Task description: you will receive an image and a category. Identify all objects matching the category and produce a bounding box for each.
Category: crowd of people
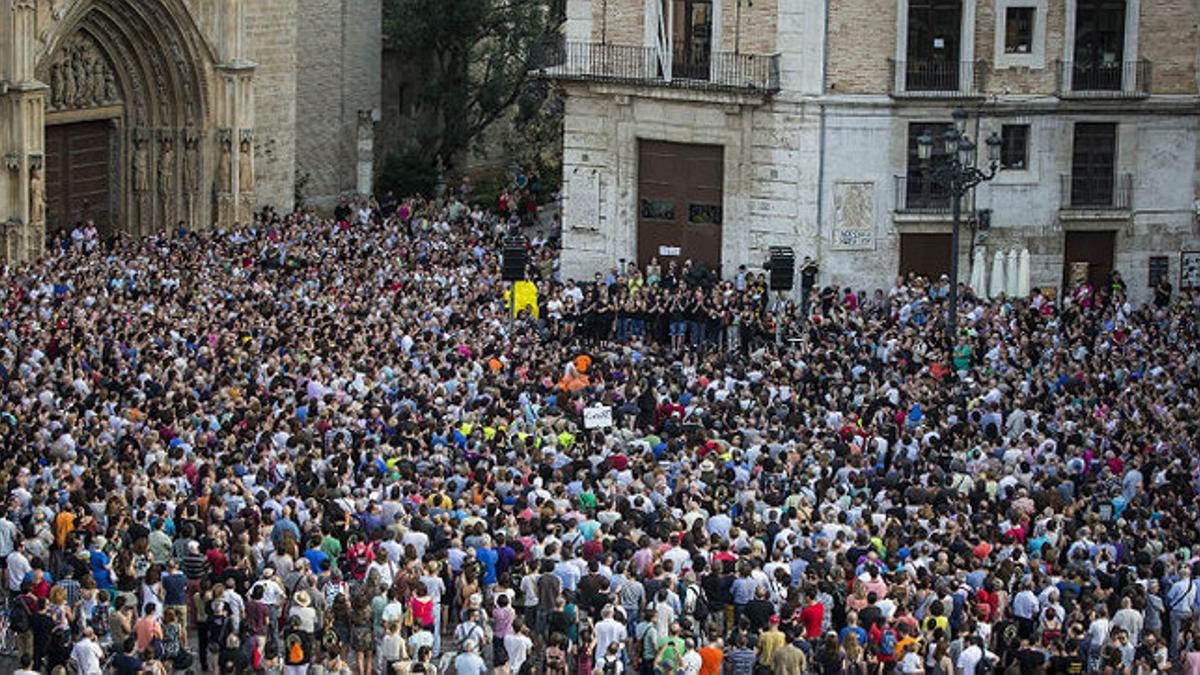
[1,189,1199,675]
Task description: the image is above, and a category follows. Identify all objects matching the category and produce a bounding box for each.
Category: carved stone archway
[35,0,216,238]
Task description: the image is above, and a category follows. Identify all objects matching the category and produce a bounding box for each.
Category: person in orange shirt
[53,507,77,549]
[698,637,724,675]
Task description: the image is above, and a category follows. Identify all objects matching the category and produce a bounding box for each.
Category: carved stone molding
[28,154,43,171]
[3,154,20,172]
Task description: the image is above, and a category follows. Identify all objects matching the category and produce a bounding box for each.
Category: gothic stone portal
[35,0,215,241]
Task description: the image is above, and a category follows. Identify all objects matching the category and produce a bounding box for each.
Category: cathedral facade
[0,0,381,263]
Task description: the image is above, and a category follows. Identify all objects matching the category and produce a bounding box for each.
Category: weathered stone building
[544,0,1200,302]
[0,0,381,263]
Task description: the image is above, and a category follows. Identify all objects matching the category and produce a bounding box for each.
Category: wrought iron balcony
[1060,173,1133,211]
[531,39,780,94]
[895,175,952,214]
[1056,60,1151,98]
[889,59,988,98]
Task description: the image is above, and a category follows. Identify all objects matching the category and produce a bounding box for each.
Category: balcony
[531,39,780,95]
[1060,173,1133,215]
[894,175,961,216]
[1056,60,1151,99]
[889,59,988,98]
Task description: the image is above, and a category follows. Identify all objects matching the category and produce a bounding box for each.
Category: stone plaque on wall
[831,181,875,251]
[570,167,600,230]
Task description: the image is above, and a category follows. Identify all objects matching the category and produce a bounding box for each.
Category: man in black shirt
[1014,638,1046,675]
[577,560,609,619]
[800,256,819,314]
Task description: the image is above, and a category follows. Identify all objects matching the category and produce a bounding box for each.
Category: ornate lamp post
[916,107,1002,342]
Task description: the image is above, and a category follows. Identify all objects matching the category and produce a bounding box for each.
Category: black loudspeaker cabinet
[502,236,529,282]
[767,246,795,291]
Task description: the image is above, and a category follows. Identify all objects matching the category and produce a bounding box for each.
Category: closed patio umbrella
[989,249,1006,299]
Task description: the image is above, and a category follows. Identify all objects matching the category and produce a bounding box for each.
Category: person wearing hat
[758,614,786,668]
[287,589,318,637]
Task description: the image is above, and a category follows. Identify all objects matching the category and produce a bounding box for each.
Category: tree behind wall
[384,0,565,172]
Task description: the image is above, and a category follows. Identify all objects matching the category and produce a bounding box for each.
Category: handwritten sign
[583,406,613,429]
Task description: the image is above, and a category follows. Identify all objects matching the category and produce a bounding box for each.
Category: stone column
[356,109,375,197]
[213,0,256,227]
[0,0,47,263]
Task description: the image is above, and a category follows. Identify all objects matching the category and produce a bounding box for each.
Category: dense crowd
[1,190,1200,675]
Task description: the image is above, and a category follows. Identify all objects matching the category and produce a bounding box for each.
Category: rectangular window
[1073,0,1127,91]
[1000,124,1029,170]
[1005,7,1035,54]
[1070,122,1117,207]
[688,204,722,225]
[640,198,675,221]
[905,122,953,211]
[1149,256,1169,287]
[906,0,964,91]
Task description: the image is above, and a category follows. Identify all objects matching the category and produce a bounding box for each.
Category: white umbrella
[1018,248,1031,298]
[989,250,1006,299]
[970,247,986,297]
[1006,249,1020,298]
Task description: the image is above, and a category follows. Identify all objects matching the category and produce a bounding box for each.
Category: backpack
[285,633,306,665]
[9,596,30,633]
[878,628,898,658]
[601,654,622,675]
[684,584,709,621]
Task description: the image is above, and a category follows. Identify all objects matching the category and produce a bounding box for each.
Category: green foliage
[377,150,438,198]
[470,169,509,210]
[384,0,565,170]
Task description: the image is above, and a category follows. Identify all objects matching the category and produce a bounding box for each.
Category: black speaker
[767,246,795,291]
[502,236,529,282]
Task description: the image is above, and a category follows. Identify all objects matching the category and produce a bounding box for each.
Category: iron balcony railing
[531,39,780,94]
[889,59,988,98]
[1056,60,1151,98]
[896,175,949,214]
[1060,173,1134,210]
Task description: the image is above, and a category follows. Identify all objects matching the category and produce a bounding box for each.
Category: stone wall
[559,83,820,286]
[1140,0,1200,94]
[825,0,894,95]
[295,0,382,203]
[244,0,299,213]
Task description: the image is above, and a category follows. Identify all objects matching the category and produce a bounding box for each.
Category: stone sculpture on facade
[159,138,176,226]
[29,166,45,228]
[239,136,253,194]
[46,34,121,111]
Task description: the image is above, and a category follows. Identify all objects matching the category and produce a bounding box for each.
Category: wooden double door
[44,120,114,239]
[637,140,724,273]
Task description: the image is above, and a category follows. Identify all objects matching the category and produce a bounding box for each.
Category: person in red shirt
[799,591,825,640]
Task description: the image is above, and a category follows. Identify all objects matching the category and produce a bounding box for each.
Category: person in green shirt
[655,623,686,674]
[320,528,343,573]
[953,339,972,371]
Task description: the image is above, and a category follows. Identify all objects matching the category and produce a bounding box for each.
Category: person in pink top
[133,602,163,654]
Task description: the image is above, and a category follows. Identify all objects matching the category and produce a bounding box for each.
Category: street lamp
[916,107,1002,342]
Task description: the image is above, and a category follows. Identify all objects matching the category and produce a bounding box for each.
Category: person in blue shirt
[475,537,499,587]
[303,536,331,574]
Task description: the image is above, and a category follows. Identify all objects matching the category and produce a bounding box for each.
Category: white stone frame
[1061,0,1141,93]
[644,0,724,82]
[993,0,1047,69]
[894,0,978,94]
[990,116,1040,186]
